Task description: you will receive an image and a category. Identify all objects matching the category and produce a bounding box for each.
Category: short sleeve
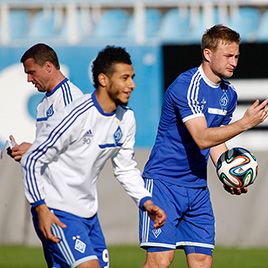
[168,75,204,123]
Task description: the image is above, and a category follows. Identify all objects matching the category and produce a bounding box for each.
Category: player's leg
[142,250,175,268]
[186,253,212,268]
[140,178,184,267]
[86,214,109,268]
[178,187,215,268]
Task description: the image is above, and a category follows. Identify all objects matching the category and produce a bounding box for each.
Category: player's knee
[187,253,212,268]
[144,251,175,268]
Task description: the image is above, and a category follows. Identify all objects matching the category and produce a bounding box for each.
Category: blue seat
[9,10,30,39]
[190,7,222,44]
[145,9,162,38]
[158,8,191,43]
[229,7,261,42]
[59,8,92,43]
[256,10,268,42]
[126,8,161,41]
[91,9,129,40]
[28,11,58,40]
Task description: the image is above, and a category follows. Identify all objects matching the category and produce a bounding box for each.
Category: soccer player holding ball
[139,24,268,268]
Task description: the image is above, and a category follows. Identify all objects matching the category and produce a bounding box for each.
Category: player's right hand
[241,99,268,130]
[223,184,248,195]
[35,204,67,243]
[143,200,166,229]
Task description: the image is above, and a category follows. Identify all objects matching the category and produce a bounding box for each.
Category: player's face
[208,41,239,81]
[23,58,50,92]
[106,63,136,106]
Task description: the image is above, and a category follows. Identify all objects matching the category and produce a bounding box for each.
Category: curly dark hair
[91,45,132,89]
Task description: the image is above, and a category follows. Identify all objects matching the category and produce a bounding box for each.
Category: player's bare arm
[143,200,166,229]
[35,204,67,243]
[185,98,268,150]
[210,143,228,165]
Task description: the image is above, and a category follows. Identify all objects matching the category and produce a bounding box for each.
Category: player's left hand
[9,135,32,162]
[223,184,248,195]
[143,200,166,228]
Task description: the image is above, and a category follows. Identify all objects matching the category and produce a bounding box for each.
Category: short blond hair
[201,24,240,52]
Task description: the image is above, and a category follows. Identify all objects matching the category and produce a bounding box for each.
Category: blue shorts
[32,208,109,268]
[139,178,215,256]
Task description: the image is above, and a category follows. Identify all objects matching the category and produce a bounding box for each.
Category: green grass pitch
[0,245,268,267]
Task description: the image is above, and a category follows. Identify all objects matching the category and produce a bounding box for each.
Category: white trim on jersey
[182,113,204,123]
[187,70,202,115]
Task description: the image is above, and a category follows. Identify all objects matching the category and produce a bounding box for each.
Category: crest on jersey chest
[219,92,229,109]
[46,104,54,118]
[114,126,122,145]
[98,125,123,149]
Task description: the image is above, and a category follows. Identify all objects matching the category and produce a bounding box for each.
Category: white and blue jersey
[143,66,237,187]
[21,91,152,218]
[36,78,83,136]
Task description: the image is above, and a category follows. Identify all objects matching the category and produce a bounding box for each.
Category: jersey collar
[198,66,220,88]
[46,78,69,97]
[92,91,115,117]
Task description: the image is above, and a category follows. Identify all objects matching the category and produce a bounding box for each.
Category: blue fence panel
[0,45,163,148]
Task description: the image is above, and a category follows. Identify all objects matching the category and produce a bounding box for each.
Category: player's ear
[44,61,53,73]
[98,73,108,87]
[203,48,211,62]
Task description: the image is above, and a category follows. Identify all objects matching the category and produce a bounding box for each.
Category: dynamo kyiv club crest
[114,126,122,145]
[46,104,54,119]
[219,92,229,108]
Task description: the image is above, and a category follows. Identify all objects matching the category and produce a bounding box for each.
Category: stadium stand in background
[1,0,268,45]
[1,0,268,248]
